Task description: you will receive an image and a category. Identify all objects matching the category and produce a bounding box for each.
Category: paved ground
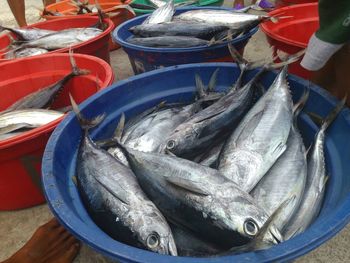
[0,0,350,262]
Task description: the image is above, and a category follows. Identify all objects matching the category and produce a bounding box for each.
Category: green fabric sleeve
[316,0,350,44]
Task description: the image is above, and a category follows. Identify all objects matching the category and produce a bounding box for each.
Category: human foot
[2,218,80,263]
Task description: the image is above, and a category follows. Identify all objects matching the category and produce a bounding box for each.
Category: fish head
[137,204,178,256]
[226,193,283,245]
[164,126,196,156]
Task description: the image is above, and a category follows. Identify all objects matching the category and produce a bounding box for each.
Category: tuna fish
[71,96,177,256]
[129,22,228,40]
[251,89,309,232]
[283,98,346,240]
[0,25,54,41]
[115,142,283,249]
[4,51,88,112]
[143,0,174,25]
[127,36,209,48]
[218,66,294,192]
[0,109,63,135]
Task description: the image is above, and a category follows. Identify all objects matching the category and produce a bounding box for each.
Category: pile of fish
[0,52,88,141]
[72,46,345,257]
[127,1,279,48]
[0,10,106,59]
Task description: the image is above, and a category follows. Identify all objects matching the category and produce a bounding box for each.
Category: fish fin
[272,141,286,157]
[93,175,130,206]
[320,175,329,193]
[193,108,226,124]
[195,74,206,99]
[124,101,166,130]
[207,69,219,92]
[267,49,306,70]
[69,48,90,76]
[228,43,251,90]
[307,112,323,127]
[164,148,178,157]
[293,85,310,126]
[113,113,125,141]
[320,97,346,133]
[164,176,210,196]
[69,93,105,131]
[285,227,303,239]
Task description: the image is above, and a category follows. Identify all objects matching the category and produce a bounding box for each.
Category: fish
[250,89,309,233]
[127,35,209,48]
[0,109,63,135]
[283,98,346,240]
[129,22,228,40]
[4,47,48,59]
[106,72,221,166]
[0,25,54,41]
[198,140,225,168]
[4,51,89,112]
[16,27,102,50]
[163,65,263,159]
[218,66,293,192]
[71,96,177,256]
[115,142,283,249]
[175,9,278,29]
[170,224,223,257]
[142,0,174,24]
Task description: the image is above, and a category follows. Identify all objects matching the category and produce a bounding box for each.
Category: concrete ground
[0,0,349,262]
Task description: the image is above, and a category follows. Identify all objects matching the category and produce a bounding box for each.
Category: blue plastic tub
[42,63,350,263]
[112,7,258,74]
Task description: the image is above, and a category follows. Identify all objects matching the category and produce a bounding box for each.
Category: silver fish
[164,67,262,158]
[143,0,174,24]
[198,140,225,168]
[4,47,48,59]
[148,0,167,8]
[129,22,228,40]
[127,36,208,48]
[0,25,54,41]
[19,28,102,50]
[283,99,345,240]
[116,143,283,249]
[218,66,293,192]
[0,109,63,135]
[251,90,309,232]
[175,9,277,29]
[4,51,88,112]
[71,97,177,256]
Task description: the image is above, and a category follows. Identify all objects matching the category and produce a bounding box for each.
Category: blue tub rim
[42,62,350,263]
[113,6,258,53]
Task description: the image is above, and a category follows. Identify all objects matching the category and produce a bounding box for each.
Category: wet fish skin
[0,109,63,135]
[164,68,263,159]
[117,144,282,249]
[283,99,345,239]
[130,22,228,40]
[250,90,309,232]
[4,53,88,112]
[19,28,102,50]
[127,36,209,48]
[108,104,198,166]
[198,140,225,168]
[218,66,293,192]
[4,47,48,59]
[72,99,177,256]
[0,25,54,41]
[175,10,272,29]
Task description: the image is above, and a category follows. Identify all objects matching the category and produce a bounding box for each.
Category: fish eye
[244,219,259,236]
[146,232,160,249]
[166,140,176,150]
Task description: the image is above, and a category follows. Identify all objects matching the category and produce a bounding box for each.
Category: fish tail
[266,49,305,70]
[208,68,219,92]
[69,93,105,131]
[195,74,206,99]
[293,84,310,120]
[113,113,125,141]
[267,15,294,24]
[228,43,249,72]
[320,97,346,133]
[68,49,90,76]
